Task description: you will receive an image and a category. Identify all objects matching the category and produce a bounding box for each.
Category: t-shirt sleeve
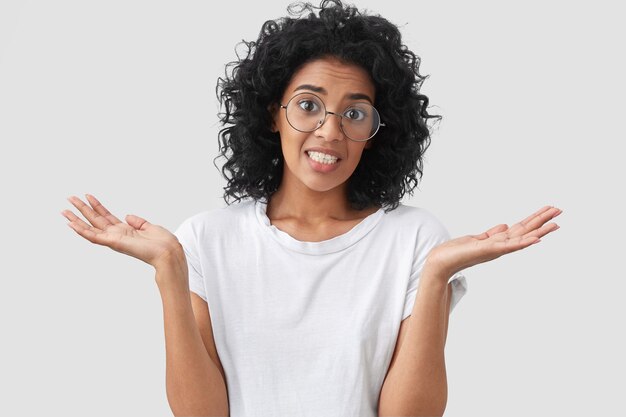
[402,213,468,321]
[173,217,208,302]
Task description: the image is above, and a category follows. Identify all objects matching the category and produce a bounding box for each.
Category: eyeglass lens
[285,93,381,141]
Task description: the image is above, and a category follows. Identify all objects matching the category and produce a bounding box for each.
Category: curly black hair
[215,0,440,213]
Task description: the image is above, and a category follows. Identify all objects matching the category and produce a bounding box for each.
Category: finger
[67,195,113,230]
[495,233,541,254]
[85,194,122,224]
[66,219,104,244]
[62,210,109,244]
[496,222,560,254]
[61,209,102,233]
[519,205,553,225]
[508,206,562,237]
[522,221,560,241]
[125,214,151,231]
[473,223,508,240]
[521,206,562,228]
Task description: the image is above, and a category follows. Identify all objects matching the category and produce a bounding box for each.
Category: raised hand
[61,194,182,269]
[424,205,562,279]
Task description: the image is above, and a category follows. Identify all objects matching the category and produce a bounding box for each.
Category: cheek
[348,147,367,164]
[278,131,307,157]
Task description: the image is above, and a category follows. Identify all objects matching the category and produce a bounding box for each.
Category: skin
[60,55,563,286]
[61,196,562,275]
[61,54,562,415]
[266,56,380,232]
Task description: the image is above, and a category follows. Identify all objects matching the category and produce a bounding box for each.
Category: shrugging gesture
[425,205,562,279]
[61,194,181,269]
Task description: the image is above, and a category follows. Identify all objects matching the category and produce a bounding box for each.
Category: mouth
[305,150,341,165]
[305,150,342,173]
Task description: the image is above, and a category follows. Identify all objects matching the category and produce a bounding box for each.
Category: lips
[305,150,342,172]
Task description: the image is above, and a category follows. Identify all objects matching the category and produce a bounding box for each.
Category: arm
[378,205,564,416]
[62,195,229,415]
[156,249,229,416]
[378,267,452,417]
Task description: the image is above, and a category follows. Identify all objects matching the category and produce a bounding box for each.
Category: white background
[1,0,623,415]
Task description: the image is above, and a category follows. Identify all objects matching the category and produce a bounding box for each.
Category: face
[270,56,376,194]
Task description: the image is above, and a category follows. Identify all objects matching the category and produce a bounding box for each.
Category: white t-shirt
[173,198,468,417]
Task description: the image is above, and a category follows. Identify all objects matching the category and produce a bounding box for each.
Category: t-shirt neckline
[254,200,385,255]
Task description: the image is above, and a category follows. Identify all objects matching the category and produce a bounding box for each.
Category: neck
[266,179,356,225]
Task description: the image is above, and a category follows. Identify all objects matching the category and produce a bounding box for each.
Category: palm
[425,205,562,278]
[62,194,180,267]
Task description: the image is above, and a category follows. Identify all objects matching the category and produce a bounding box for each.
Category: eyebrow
[292,84,373,103]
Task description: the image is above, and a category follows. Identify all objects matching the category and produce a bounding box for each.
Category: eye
[297,99,320,113]
[344,107,367,121]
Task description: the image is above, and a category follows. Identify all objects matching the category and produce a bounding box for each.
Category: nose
[315,111,345,142]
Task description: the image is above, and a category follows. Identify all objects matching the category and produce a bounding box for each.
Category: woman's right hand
[62,194,182,269]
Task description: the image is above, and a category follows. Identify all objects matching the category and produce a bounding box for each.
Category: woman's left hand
[424,205,562,279]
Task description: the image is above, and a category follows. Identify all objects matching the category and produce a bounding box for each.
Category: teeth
[307,151,338,164]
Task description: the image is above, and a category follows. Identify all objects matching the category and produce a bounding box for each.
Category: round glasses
[279,92,385,142]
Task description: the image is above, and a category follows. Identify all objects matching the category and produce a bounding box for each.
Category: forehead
[283,57,375,100]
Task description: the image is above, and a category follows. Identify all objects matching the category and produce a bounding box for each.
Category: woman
[61,1,562,415]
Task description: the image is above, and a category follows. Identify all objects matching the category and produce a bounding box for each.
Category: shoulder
[386,203,449,232]
[174,199,256,238]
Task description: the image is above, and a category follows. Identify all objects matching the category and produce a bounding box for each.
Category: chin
[302,174,350,193]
